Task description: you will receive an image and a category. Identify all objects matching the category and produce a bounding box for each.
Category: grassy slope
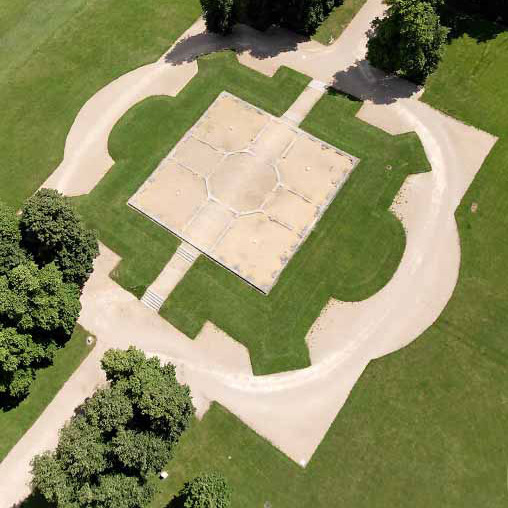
[160,89,428,374]
[73,53,311,298]
[0,0,201,208]
[313,0,368,45]
[152,18,508,508]
[0,325,94,462]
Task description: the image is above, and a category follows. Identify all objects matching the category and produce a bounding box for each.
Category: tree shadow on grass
[441,6,506,44]
[12,492,52,508]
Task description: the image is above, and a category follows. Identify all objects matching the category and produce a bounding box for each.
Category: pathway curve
[1,1,497,505]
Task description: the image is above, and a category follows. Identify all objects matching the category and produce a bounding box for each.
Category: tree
[31,348,195,507]
[367,0,449,83]
[0,326,45,399]
[20,189,99,288]
[0,202,26,276]
[102,347,195,442]
[201,0,236,34]
[284,0,337,35]
[179,472,232,508]
[0,261,80,336]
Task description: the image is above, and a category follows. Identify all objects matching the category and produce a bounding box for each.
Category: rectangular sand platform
[129,92,359,293]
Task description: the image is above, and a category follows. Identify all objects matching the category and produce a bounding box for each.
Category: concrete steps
[140,242,200,312]
[141,288,165,312]
[175,243,200,264]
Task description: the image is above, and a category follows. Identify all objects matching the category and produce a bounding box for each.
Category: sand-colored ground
[129,93,357,293]
[0,1,499,505]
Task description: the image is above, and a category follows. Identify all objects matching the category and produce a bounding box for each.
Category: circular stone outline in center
[209,152,278,213]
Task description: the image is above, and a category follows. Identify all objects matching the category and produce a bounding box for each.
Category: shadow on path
[332,60,420,104]
[165,24,305,65]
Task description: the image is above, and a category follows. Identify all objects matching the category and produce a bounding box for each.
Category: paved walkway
[1,1,498,505]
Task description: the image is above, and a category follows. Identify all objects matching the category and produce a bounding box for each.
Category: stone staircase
[141,288,165,312]
[175,242,200,264]
[140,242,200,312]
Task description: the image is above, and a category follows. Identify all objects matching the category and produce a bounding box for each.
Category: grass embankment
[73,52,311,297]
[0,325,94,462]
[158,86,428,374]
[313,0,368,45]
[152,18,508,508]
[0,0,201,208]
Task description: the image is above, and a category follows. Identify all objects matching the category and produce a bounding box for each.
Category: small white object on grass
[228,456,232,460]
[86,336,94,346]
[160,471,168,480]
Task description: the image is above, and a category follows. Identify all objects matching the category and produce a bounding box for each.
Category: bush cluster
[201,0,341,35]
[31,347,195,507]
[0,189,98,402]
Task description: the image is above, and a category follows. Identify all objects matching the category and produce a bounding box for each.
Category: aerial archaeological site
[0,0,506,506]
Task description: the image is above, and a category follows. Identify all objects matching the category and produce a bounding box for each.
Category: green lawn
[0,325,94,462]
[159,87,428,374]
[313,0,368,45]
[73,52,311,298]
[0,0,200,209]
[150,16,508,508]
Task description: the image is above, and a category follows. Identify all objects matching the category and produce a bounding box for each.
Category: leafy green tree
[0,202,26,276]
[112,429,172,477]
[0,326,45,399]
[20,189,99,288]
[367,0,449,83]
[179,472,232,508]
[31,348,195,507]
[82,385,134,433]
[201,0,236,34]
[102,347,195,442]
[92,474,155,508]
[0,261,80,336]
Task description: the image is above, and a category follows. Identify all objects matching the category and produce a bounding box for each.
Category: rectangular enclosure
[129,92,359,293]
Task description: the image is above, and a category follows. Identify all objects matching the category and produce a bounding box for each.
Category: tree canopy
[367,0,449,84]
[0,191,98,403]
[179,472,232,508]
[201,0,339,36]
[31,347,195,507]
[20,188,99,287]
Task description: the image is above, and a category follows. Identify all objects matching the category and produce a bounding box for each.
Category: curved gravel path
[1,1,497,505]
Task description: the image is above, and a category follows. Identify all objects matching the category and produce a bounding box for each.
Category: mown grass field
[0,0,201,208]
[0,325,94,462]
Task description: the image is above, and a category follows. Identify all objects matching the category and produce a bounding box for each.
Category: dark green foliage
[20,189,99,288]
[0,202,26,276]
[0,194,95,403]
[102,347,195,442]
[367,0,449,83]
[31,348,195,507]
[179,472,232,508]
[0,262,80,336]
[0,262,80,400]
[201,0,338,35]
[446,0,508,23]
[201,0,235,34]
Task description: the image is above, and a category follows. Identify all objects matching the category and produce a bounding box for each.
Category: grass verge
[313,0,368,45]
[0,324,94,462]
